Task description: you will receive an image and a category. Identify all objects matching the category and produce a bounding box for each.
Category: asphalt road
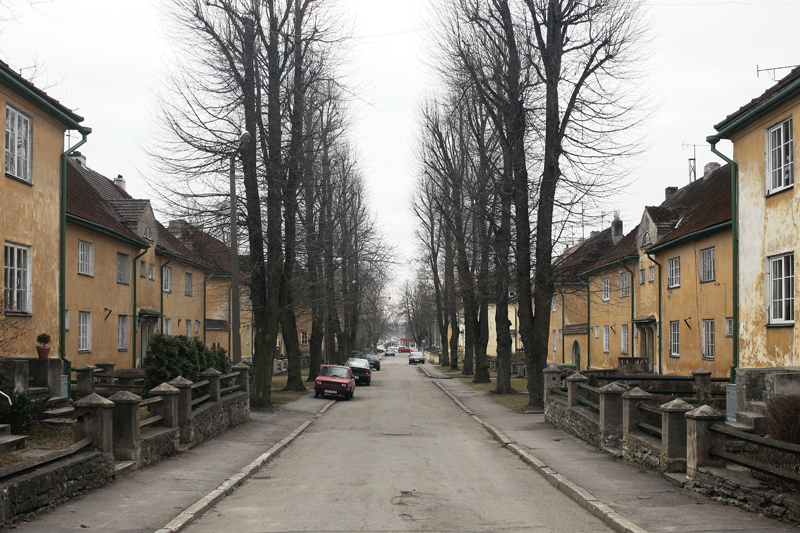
[183,356,613,533]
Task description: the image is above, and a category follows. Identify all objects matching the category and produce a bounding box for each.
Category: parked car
[398,346,412,353]
[384,347,395,357]
[314,365,356,400]
[365,353,381,371]
[344,358,372,385]
[408,351,425,365]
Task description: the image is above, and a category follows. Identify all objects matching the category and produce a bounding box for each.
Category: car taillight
[366,370,371,375]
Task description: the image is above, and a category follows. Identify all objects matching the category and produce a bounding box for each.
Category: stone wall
[179,391,249,447]
[622,433,663,471]
[0,451,114,525]
[139,427,180,469]
[545,398,601,447]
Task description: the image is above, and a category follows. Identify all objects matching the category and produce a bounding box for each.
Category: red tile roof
[715,65,800,133]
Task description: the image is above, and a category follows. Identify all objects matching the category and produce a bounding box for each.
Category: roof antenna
[682,141,705,182]
[757,64,799,82]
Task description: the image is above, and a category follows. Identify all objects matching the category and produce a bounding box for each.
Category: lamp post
[230,131,251,364]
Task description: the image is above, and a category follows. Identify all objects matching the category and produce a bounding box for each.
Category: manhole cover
[383,431,411,436]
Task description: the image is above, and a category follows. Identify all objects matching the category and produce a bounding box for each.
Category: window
[162,266,172,293]
[639,269,645,285]
[601,278,610,301]
[594,326,599,339]
[79,311,92,352]
[648,266,655,283]
[195,320,201,334]
[669,321,680,357]
[700,247,715,282]
[5,105,31,182]
[551,296,557,313]
[552,330,557,352]
[118,315,128,350]
[769,253,794,324]
[117,253,130,284]
[702,319,715,360]
[301,330,309,345]
[140,260,146,278]
[185,319,191,337]
[667,257,680,288]
[148,264,155,280]
[78,241,94,276]
[602,326,609,353]
[246,325,251,346]
[725,317,734,338]
[3,242,30,312]
[620,272,630,298]
[767,117,793,194]
[185,272,193,296]
[621,324,629,354]
[163,317,172,335]
[64,309,70,331]
[144,226,153,240]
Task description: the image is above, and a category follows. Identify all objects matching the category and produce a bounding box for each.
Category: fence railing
[708,423,800,485]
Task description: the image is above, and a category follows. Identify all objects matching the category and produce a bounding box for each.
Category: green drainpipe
[560,288,565,364]
[646,252,663,375]
[707,135,739,384]
[60,127,91,399]
[132,247,149,367]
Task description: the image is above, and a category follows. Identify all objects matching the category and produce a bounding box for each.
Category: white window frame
[64,309,70,331]
[163,317,172,335]
[78,240,94,277]
[79,311,92,352]
[148,264,155,280]
[766,116,794,194]
[551,296,557,313]
[639,269,645,285]
[246,325,251,346]
[552,330,557,353]
[700,247,715,283]
[140,260,147,278]
[3,242,31,313]
[5,105,32,182]
[117,252,130,284]
[594,326,599,339]
[118,315,128,350]
[301,330,309,345]
[185,272,193,297]
[702,319,715,360]
[648,266,655,283]
[162,266,172,293]
[186,319,192,337]
[725,317,734,338]
[601,278,610,301]
[669,320,679,357]
[602,326,609,353]
[768,252,795,325]
[667,257,680,288]
[195,320,201,334]
[619,272,630,298]
[621,324,629,354]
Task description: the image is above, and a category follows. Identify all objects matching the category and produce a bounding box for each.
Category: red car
[314,365,356,400]
[398,346,412,353]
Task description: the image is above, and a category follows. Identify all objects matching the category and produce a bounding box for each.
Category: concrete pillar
[622,387,653,438]
[233,363,250,396]
[200,368,222,402]
[74,363,95,398]
[692,368,712,400]
[73,392,114,454]
[543,365,563,403]
[661,398,693,472]
[149,382,179,428]
[685,404,726,479]
[29,358,63,396]
[566,372,589,408]
[95,361,116,384]
[108,390,142,462]
[169,376,194,426]
[599,382,626,447]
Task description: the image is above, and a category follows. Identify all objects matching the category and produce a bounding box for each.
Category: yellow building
[0,61,87,359]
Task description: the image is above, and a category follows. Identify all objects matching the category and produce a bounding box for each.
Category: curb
[155,400,334,533]
[427,371,648,533]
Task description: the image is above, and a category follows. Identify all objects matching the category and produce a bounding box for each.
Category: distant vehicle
[408,351,425,365]
[314,365,355,400]
[344,358,372,386]
[398,346,412,353]
[364,353,381,371]
[384,347,395,357]
[376,345,385,354]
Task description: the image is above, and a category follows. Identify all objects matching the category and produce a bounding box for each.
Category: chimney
[703,162,721,179]
[665,186,678,200]
[69,151,87,167]
[590,230,599,238]
[611,213,623,244]
[113,174,126,191]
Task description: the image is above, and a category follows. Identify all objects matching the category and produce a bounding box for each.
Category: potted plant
[36,333,51,359]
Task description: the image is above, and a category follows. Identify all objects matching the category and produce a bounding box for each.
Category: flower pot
[36,346,51,359]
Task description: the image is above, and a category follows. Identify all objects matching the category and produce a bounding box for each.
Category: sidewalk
[7,395,330,533]
[419,364,794,533]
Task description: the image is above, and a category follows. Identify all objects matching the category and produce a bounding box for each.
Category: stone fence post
[149,382,179,428]
[108,391,142,462]
[543,365,562,403]
[599,382,626,447]
[566,372,589,408]
[74,363,95,399]
[95,361,116,384]
[233,363,250,396]
[692,368,712,400]
[169,376,194,426]
[73,392,114,454]
[661,398,693,472]
[686,404,726,479]
[201,368,222,402]
[622,387,652,438]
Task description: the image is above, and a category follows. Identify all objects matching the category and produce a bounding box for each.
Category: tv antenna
[757,64,799,82]
[681,141,706,182]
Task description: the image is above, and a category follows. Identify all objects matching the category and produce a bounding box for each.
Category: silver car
[408,351,425,365]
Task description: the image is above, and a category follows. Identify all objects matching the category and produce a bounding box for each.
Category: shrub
[36,333,51,345]
[143,334,230,395]
[766,394,800,444]
[0,370,50,433]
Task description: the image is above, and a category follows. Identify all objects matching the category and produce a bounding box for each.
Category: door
[140,320,154,367]
[572,341,580,369]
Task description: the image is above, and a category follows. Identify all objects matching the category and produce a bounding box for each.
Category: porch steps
[748,401,767,416]
[27,386,49,399]
[43,406,75,418]
[736,411,767,436]
[0,435,28,455]
[47,396,70,409]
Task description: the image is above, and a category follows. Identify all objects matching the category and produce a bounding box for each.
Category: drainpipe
[620,262,636,359]
[646,252,663,375]
[160,257,174,330]
[132,247,149,367]
[707,136,739,384]
[560,288,565,364]
[60,127,91,398]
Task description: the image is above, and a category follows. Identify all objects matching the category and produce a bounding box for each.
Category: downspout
[646,252,663,375]
[707,136,739,384]
[132,247,149,368]
[620,262,635,359]
[560,288,565,364]
[60,127,91,398]
[160,257,174,330]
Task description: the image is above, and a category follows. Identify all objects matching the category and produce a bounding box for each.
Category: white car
[408,351,425,365]
[384,347,395,357]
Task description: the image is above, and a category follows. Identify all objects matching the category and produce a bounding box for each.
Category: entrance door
[572,341,580,369]
[140,320,154,367]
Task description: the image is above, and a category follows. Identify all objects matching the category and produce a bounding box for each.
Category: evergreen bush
[143,334,230,395]
[0,369,50,433]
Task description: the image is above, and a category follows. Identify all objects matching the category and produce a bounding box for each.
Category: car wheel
[314,390,320,398]
[346,390,352,400]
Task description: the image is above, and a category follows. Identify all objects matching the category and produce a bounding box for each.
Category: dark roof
[69,158,132,202]
[168,221,233,276]
[645,206,685,232]
[591,225,640,269]
[0,60,84,126]
[715,65,800,134]
[155,221,210,270]
[553,228,616,283]
[108,200,151,225]
[648,164,731,250]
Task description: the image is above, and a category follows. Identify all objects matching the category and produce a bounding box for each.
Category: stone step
[724,420,754,433]
[43,406,75,418]
[0,424,9,437]
[0,435,28,455]
[748,400,767,416]
[114,461,136,479]
[47,396,69,408]
[42,418,77,427]
[27,386,50,398]
[736,411,767,435]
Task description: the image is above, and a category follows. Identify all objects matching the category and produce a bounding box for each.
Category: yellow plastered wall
[587,260,637,371]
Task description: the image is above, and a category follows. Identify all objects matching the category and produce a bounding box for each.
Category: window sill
[185,294,193,298]
[669,354,680,358]
[78,272,94,278]
[766,322,794,328]
[118,348,128,352]
[79,350,91,353]
[5,173,32,186]
[699,279,716,284]
[3,310,32,317]
[702,356,715,361]
[765,184,793,198]
[668,285,680,289]
[117,281,130,286]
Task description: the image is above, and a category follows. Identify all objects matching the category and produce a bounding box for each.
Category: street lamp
[230,131,251,364]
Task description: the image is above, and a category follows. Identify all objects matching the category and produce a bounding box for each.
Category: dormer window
[144,226,153,240]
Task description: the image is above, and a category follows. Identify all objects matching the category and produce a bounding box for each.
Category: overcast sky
[3,0,799,286]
